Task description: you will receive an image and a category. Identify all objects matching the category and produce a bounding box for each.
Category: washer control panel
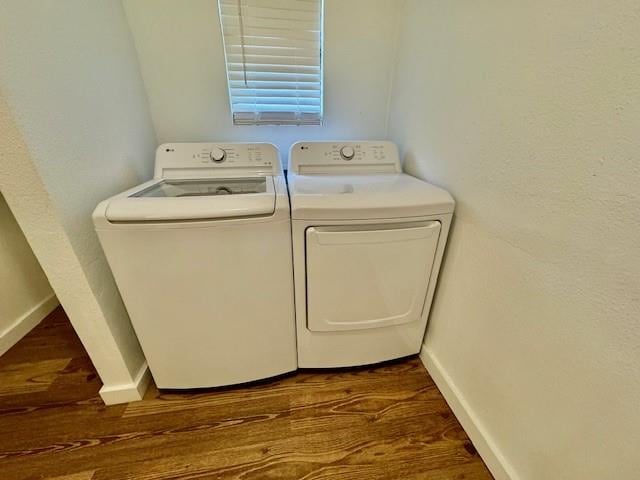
[154,142,281,179]
[289,141,401,174]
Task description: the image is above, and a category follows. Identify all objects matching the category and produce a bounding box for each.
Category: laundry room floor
[0,308,493,480]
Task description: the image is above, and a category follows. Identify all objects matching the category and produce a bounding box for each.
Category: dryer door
[305,221,441,332]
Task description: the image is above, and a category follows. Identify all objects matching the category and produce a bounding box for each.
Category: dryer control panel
[154,142,281,179]
[289,141,401,174]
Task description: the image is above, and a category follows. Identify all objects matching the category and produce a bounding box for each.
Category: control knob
[340,146,355,160]
[210,147,226,163]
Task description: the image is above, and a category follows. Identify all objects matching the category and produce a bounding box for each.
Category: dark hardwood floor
[0,307,492,480]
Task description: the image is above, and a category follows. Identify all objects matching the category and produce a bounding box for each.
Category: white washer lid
[288,173,454,220]
[105,177,276,222]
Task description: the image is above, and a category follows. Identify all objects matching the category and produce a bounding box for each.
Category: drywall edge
[0,91,148,395]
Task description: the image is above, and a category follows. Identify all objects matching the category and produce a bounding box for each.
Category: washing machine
[288,141,455,368]
[93,142,297,388]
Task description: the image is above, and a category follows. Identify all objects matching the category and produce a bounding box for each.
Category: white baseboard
[0,293,58,356]
[420,347,518,480]
[99,360,151,405]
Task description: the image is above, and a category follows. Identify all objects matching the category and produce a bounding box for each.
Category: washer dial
[210,147,226,163]
[340,146,355,160]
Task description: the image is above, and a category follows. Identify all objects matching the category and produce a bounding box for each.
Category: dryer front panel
[305,221,441,332]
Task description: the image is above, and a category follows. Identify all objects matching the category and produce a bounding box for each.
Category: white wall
[388,1,640,479]
[122,0,400,160]
[0,0,157,402]
[0,193,57,355]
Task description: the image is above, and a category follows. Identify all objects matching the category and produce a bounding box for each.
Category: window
[218,0,323,125]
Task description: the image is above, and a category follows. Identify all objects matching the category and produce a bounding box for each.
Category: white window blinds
[218,0,323,125]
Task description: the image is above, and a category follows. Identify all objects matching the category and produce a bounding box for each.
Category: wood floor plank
[93,419,477,480]
[0,358,70,397]
[0,309,493,480]
[45,471,95,480]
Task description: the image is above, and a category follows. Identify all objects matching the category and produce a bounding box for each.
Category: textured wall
[388,1,640,479]
[0,1,157,389]
[0,193,53,334]
[122,0,401,161]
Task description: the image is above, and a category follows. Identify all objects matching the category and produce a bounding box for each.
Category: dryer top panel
[288,173,454,220]
[289,141,401,174]
[155,142,282,179]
